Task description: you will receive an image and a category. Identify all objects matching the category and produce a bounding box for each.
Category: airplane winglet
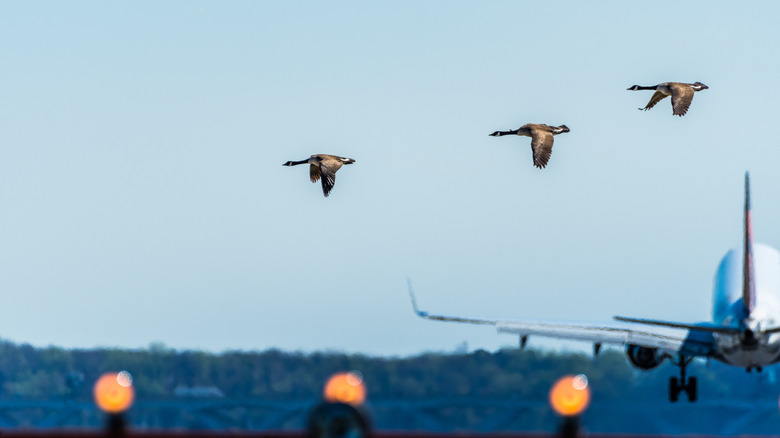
[406,280,497,325]
[407,279,429,317]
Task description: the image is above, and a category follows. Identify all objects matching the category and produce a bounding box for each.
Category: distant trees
[0,339,776,407]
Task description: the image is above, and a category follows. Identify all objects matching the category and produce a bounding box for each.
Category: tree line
[0,339,776,405]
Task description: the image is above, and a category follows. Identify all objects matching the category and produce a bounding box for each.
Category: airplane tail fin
[743,172,756,317]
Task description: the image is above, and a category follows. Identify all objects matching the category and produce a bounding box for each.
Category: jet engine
[626,344,665,370]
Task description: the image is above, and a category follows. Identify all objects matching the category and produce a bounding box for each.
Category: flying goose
[627,82,709,116]
[489,124,570,169]
[283,154,355,197]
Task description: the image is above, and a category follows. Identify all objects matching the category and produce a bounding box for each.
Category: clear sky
[1,1,780,356]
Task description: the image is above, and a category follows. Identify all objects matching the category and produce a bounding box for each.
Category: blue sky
[1,1,780,355]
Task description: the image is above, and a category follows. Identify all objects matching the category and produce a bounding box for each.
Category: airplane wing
[408,282,716,357]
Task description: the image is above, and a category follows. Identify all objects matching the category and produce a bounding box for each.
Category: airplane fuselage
[409,173,779,402]
[712,243,780,368]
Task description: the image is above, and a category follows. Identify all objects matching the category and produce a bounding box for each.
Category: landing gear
[669,355,697,403]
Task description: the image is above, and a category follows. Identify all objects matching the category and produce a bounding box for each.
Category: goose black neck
[288,159,309,166]
[636,85,657,90]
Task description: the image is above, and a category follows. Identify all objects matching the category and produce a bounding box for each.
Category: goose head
[282,161,295,166]
[692,82,709,91]
[627,85,641,91]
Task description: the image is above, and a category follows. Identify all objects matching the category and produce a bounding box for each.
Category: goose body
[283,154,355,197]
[489,124,570,169]
[627,82,708,116]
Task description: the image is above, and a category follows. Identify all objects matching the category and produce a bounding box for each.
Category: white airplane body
[409,173,780,402]
[712,243,780,368]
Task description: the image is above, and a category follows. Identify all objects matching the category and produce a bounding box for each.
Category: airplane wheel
[687,377,698,402]
[669,377,679,403]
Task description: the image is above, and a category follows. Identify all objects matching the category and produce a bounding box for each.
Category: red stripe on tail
[743,172,756,315]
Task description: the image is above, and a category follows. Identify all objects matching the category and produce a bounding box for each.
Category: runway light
[94,371,135,414]
[323,371,366,406]
[549,374,590,417]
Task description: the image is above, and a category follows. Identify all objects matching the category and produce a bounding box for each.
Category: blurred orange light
[94,371,135,414]
[549,374,590,417]
[323,371,366,406]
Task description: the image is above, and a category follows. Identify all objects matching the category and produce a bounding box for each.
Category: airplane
[408,172,780,402]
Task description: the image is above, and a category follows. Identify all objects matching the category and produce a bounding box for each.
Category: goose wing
[670,84,695,116]
[309,162,321,183]
[530,129,554,169]
[318,158,344,197]
[642,91,668,111]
